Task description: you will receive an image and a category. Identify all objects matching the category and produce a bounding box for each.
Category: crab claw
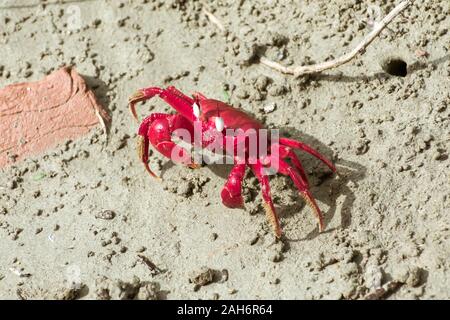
[137,136,161,181]
[128,87,166,122]
[221,188,245,209]
[129,90,146,122]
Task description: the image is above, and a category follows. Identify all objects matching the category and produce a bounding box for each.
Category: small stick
[261,1,412,75]
[204,1,413,76]
[203,8,225,32]
[138,254,162,275]
[363,280,403,300]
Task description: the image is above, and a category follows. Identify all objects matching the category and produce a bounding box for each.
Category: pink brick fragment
[0,67,110,168]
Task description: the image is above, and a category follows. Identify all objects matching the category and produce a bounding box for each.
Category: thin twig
[204,1,413,76]
[261,1,412,75]
[138,254,163,275]
[203,8,225,32]
[363,280,403,300]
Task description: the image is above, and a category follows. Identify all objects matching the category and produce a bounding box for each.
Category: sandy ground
[0,0,449,300]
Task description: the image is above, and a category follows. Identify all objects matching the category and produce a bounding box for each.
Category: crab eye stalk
[215,116,225,132]
[193,103,201,119]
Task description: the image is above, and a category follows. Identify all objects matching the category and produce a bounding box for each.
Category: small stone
[136,246,146,253]
[300,99,311,109]
[210,233,218,241]
[270,252,283,263]
[221,269,229,283]
[254,75,270,91]
[432,150,445,161]
[189,267,215,288]
[235,87,249,99]
[137,282,160,300]
[249,235,259,246]
[270,278,281,285]
[406,267,423,287]
[354,139,370,155]
[176,181,193,197]
[92,19,102,27]
[95,210,116,220]
[423,134,433,143]
[23,70,33,78]
[237,43,257,66]
[268,85,287,97]
[263,102,277,114]
[11,228,23,241]
[193,284,201,292]
[436,101,447,113]
[53,287,83,300]
[101,240,111,247]
[7,180,17,190]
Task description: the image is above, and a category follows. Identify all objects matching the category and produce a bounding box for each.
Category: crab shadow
[279,128,366,241]
[82,74,114,134]
[161,127,366,241]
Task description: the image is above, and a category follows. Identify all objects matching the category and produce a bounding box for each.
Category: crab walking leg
[278,159,325,232]
[279,138,336,172]
[129,86,197,122]
[221,164,247,209]
[274,143,310,187]
[251,163,283,238]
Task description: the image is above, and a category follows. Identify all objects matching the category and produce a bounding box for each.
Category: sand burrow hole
[381,57,408,77]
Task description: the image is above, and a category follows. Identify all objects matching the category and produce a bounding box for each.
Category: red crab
[129,86,336,238]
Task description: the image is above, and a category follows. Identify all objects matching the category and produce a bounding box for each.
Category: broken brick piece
[0,67,110,168]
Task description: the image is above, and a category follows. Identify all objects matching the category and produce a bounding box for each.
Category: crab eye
[215,116,225,132]
[193,103,201,118]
